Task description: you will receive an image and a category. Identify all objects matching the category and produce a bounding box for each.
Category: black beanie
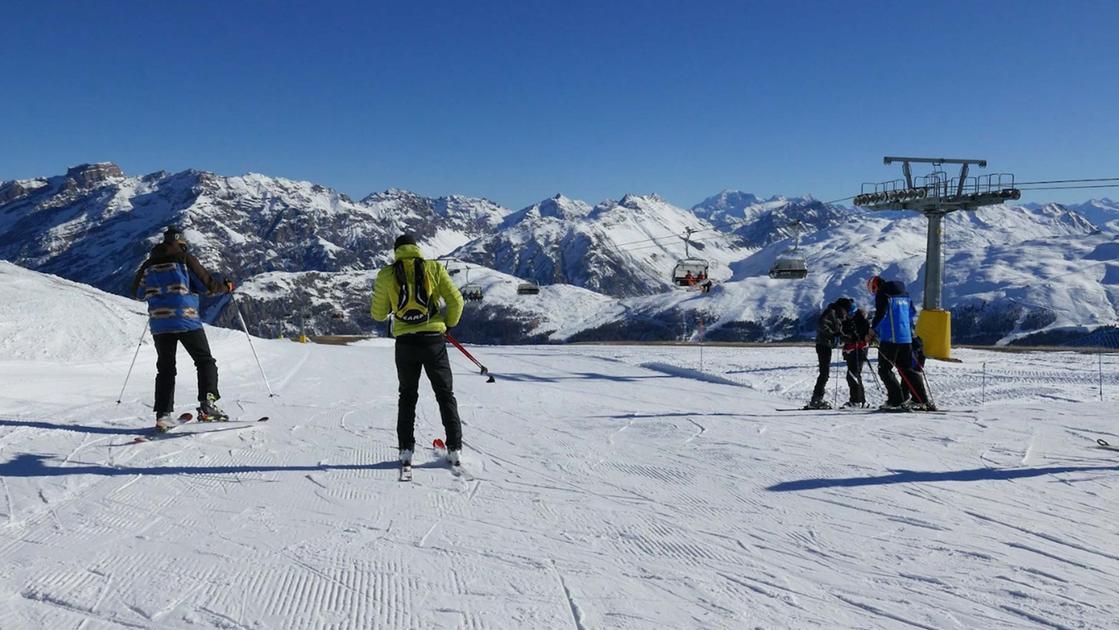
[394,233,417,249]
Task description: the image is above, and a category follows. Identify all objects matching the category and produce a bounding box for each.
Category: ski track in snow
[0,338,1117,628]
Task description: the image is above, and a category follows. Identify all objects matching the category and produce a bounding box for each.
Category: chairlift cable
[1015,184,1119,192]
[1013,177,1119,186]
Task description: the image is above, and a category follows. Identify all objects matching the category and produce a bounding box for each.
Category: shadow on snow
[489,371,673,383]
[767,465,1119,492]
[1,418,147,436]
[0,453,401,478]
[589,412,743,419]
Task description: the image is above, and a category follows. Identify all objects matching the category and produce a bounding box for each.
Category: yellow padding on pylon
[916,309,952,360]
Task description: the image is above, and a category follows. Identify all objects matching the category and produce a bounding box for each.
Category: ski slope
[1,271,1118,628]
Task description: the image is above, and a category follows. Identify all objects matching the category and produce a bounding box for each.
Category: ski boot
[878,402,910,412]
[446,449,462,467]
[398,448,414,481]
[154,412,176,433]
[197,393,229,422]
[841,401,868,409]
[803,399,832,410]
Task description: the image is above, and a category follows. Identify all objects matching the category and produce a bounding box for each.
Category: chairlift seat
[672,258,710,287]
[769,257,808,280]
[462,283,484,301]
[516,282,540,296]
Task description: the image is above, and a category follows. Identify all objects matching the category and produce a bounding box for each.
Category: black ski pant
[153,329,219,414]
[811,344,831,401]
[395,333,462,451]
[877,342,928,406]
[843,347,867,404]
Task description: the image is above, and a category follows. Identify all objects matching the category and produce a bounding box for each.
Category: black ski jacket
[841,308,871,350]
[814,303,845,346]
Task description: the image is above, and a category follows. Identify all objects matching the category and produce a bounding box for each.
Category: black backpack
[392,258,433,324]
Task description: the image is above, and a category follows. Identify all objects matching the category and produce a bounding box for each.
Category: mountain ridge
[2,162,1117,345]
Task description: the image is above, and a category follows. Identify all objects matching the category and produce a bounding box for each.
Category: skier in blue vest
[131,226,234,430]
[867,275,934,411]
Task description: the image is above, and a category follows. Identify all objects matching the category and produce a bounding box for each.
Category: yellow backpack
[392,259,434,323]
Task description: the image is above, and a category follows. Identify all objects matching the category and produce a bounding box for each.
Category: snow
[1,265,1118,628]
[0,262,148,361]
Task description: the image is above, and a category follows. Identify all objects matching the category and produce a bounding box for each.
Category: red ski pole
[446,332,496,383]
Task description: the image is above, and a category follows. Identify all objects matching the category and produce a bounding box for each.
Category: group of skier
[132,229,465,468]
[806,275,935,412]
[131,224,936,470]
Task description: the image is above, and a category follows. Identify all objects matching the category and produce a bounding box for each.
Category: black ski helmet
[394,233,418,249]
[163,226,186,243]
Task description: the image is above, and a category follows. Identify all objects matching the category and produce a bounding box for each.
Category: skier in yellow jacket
[371,234,465,467]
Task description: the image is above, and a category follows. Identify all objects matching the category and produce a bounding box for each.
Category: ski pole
[831,347,840,409]
[232,295,275,397]
[879,350,926,404]
[918,364,936,406]
[981,361,986,404]
[116,322,149,404]
[844,352,870,405]
[446,332,496,383]
[863,350,883,395]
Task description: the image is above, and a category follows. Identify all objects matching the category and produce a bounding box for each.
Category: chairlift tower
[854,156,1021,359]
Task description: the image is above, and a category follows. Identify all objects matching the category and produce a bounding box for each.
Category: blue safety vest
[875,294,917,344]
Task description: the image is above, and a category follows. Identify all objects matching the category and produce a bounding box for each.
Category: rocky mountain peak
[65,162,124,188]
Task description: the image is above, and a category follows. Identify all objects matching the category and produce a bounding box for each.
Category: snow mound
[0,262,148,361]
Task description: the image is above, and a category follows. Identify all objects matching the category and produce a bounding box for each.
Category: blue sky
[1,1,1116,209]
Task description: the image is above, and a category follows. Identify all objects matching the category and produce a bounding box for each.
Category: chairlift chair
[671,227,713,290]
[516,282,540,296]
[461,283,484,301]
[672,258,710,288]
[768,220,809,280]
[453,264,485,301]
[768,257,808,279]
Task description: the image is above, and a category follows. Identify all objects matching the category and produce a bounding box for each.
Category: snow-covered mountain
[0,164,517,340]
[0,164,508,292]
[691,190,847,246]
[3,163,1118,345]
[1067,198,1119,231]
[605,203,1117,345]
[452,193,748,297]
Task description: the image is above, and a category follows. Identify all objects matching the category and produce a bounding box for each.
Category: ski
[1097,438,1119,452]
[871,408,967,415]
[133,412,194,443]
[775,407,969,415]
[133,416,268,443]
